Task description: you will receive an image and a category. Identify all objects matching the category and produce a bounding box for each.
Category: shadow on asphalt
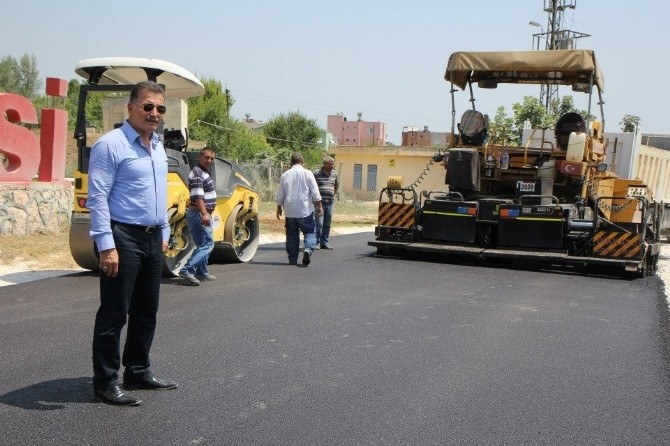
[245,261,297,266]
[257,245,285,251]
[369,250,649,281]
[0,377,95,410]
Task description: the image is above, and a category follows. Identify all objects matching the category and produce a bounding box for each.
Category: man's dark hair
[201,146,215,155]
[129,81,165,102]
[290,152,304,166]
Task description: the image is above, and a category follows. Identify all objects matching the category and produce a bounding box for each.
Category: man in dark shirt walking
[313,156,339,250]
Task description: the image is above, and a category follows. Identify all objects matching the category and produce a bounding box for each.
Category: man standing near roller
[179,146,218,285]
[88,81,177,407]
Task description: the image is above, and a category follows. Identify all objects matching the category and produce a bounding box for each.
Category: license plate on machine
[518,181,536,192]
[627,186,646,197]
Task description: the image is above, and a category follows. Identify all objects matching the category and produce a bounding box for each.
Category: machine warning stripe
[592,231,642,259]
[379,202,415,229]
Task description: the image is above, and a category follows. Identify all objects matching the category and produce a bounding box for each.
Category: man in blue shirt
[179,147,217,285]
[88,81,177,406]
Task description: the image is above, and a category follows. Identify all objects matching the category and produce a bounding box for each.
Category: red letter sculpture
[0,93,40,182]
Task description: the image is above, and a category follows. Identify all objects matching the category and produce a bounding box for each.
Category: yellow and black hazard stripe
[591,231,642,259]
[378,202,415,229]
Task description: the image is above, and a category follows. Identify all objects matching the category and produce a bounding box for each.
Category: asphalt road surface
[1,232,670,446]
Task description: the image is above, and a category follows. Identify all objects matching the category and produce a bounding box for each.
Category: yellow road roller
[69,57,260,275]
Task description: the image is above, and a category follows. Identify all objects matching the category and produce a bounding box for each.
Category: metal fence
[237,159,286,202]
[236,158,370,203]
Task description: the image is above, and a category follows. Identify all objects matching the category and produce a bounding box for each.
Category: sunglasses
[140,103,167,114]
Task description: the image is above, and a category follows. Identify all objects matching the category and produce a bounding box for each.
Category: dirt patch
[0,231,80,271]
[0,209,377,272]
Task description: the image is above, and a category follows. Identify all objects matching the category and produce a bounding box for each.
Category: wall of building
[330,146,447,200]
[641,134,670,151]
[327,114,387,146]
[401,127,451,147]
[635,145,670,203]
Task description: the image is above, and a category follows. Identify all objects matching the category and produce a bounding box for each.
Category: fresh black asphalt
[1,232,670,445]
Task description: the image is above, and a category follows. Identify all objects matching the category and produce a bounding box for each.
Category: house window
[367,164,377,191]
[353,164,362,189]
[367,126,374,134]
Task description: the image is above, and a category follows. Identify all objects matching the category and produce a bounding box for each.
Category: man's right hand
[276,206,282,220]
[99,248,119,277]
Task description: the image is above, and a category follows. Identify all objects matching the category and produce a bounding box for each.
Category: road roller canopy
[444,49,604,93]
[74,57,205,98]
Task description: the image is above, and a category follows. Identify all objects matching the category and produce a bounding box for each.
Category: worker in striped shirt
[313,156,339,250]
[179,147,218,285]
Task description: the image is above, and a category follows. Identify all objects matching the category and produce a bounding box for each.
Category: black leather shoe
[123,376,178,390]
[94,386,141,406]
[302,250,311,266]
[320,244,333,250]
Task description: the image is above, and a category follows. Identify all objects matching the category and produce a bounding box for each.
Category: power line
[229,88,448,131]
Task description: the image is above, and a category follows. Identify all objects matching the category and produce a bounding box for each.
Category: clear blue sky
[2,0,667,144]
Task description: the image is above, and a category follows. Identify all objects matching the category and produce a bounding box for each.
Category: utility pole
[530,0,591,111]
[225,88,231,146]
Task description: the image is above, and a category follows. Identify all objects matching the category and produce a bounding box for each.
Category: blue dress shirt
[88,120,170,251]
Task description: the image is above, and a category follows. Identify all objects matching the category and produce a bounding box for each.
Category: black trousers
[92,223,164,390]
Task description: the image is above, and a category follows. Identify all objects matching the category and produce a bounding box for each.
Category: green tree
[188,77,232,127]
[620,114,640,132]
[508,95,595,143]
[187,77,234,154]
[186,77,271,160]
[488,106,516,145]
[551,95,576,119]
[229,122,272,161]
[262,111,323,165]
[16,54,41,99]
[511,96,546,143]
[63,79,103,131]
[188,119,271,162]
[0,54,42,99]
[0,56,19,93]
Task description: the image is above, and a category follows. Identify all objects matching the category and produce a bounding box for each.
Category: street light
[528,21,544,50]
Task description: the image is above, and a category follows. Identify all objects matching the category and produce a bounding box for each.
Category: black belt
[111,220,160,233]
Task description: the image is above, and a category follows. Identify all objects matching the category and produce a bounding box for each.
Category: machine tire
[162,219,196,276]
[211,204,259,263]
[69,215,99,271]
